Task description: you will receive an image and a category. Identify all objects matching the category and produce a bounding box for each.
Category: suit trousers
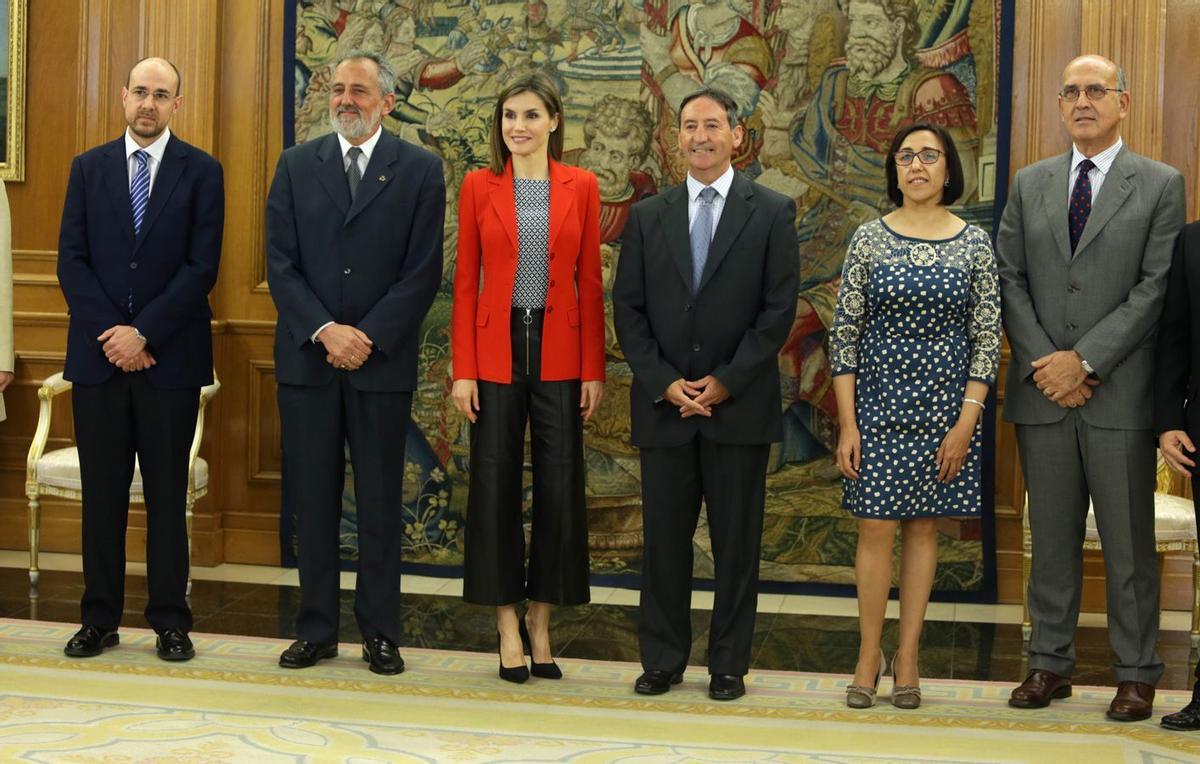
[277,375,411,645]
[638,435,769,676]
[1017,411,1162,684]
[73,372,198,633]
[462,309,589,606]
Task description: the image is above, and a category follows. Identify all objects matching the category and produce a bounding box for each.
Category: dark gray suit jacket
[997,145,1185,429]
[613,172,798,448]
[265,130,445,392]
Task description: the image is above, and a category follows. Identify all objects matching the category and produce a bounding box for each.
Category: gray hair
[1116,65,1128,92]
[334,50,396,97]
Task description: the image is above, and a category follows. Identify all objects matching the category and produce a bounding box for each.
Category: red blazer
[452,159,605,383]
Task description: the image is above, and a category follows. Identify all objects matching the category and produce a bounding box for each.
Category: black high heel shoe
[498,631,529,684]
[519,618,563,680]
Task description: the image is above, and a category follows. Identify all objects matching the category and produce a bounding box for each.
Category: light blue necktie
[690,186,717,294]
[130,149,150,235]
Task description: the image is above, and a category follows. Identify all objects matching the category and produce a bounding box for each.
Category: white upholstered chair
[24,371,220,595]
[1021,458,1200,648]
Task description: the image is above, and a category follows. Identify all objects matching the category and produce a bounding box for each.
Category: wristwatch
[134,327,148,345]
[1080,358,1095,376]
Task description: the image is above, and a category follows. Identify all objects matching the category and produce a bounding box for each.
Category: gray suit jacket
[997,145,1185,429]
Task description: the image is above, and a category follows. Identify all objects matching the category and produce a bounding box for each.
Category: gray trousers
[1017,411,1162,684]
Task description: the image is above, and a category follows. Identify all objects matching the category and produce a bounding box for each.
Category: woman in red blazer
[451,71,604,683]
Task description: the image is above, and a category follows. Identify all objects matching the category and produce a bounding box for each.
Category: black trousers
[277,375,411,645]
[73,372,198,633]
[638,436,769,676]
[462,308,590,606]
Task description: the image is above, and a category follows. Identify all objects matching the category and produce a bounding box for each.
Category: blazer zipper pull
[524,308,533,376]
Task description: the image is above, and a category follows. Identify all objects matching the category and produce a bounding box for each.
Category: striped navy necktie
[130,149,150,235]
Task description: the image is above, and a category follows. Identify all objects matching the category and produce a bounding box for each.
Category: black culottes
[462,308,590,606]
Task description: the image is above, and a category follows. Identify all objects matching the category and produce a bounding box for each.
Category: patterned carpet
[0,619,1197,762]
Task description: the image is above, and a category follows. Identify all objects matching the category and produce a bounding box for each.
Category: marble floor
[4,551,1197,691]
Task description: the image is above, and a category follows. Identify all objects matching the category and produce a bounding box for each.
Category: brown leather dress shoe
[1107,681,1154,722]
[1009,669,1072,708]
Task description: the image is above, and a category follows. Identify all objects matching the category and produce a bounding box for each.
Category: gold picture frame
[0,0,26,182]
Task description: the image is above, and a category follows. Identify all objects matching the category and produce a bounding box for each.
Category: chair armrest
[25,373,73,495]
[187,371,221,492]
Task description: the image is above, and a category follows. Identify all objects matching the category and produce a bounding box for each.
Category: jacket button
[129,262,138,270]
[343,267,351,275]
[547,306,553,313]
[1066,322,1076,330]
[549,253,555,260]
[684,303,692,311]
[549,279,556,288]
[692,343,701,352]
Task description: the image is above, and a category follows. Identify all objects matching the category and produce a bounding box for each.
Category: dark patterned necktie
[1068,158,1094,253]
[346,146,362,201]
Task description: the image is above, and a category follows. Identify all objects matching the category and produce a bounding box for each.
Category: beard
[329,105,382,141]
[845,34,895,79]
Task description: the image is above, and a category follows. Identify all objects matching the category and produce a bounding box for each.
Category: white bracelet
[963,398,985,410]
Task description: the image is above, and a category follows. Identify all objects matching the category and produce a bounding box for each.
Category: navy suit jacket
[57,134,224,388]
[265,130,445,392]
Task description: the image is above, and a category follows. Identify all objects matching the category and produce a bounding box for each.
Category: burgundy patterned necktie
[1068,158,1094,253]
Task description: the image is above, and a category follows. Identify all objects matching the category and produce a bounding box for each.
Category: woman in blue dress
[830,123,1001,709]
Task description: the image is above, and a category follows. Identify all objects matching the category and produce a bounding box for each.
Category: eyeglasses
[894,149,942,166]
[1059,84,1122,102]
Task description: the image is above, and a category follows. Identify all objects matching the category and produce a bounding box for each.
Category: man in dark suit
[998,54,1185,721]
[58,57,224,661]
[266,50,444,675]
[614,87,798,701]
[1155,220,1200,730]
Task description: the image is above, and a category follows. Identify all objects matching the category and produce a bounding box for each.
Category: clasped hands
[318,323,373,371]
[1032,350,1098,408]
[98,325,154,372]
[664,375,729,418]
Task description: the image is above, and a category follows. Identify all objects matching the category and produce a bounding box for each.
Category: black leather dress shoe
[709,674,746,701]
[64,625,119,657]
[635,669,683,695]
[155,628,195,661]
[362,636,404,675]
[279,640,338,669]
[1162,698,1200,730]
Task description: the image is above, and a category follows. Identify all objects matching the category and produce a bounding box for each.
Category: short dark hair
[677,88,739,129]
[885,122,964,207]
[127,57,182,97]
[488,71,564,175]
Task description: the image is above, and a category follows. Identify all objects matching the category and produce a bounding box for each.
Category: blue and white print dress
[828,219,1001,519]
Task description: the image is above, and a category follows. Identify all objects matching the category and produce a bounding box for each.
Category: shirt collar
[125,126,172,163]
[337,124,384,163]
[686,164,735,202]
[1071,136,1123,175]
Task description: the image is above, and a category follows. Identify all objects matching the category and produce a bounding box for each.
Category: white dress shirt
[125,127,172,194]
[686,164,734,238]
[1068,136,1123,203]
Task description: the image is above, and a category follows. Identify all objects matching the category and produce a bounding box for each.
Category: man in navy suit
[266,50,444,674]
[57,57,224,661]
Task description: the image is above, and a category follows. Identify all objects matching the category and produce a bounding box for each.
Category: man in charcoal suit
[614,87,798,701]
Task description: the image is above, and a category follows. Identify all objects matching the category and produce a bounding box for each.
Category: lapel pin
[378,175,387,181]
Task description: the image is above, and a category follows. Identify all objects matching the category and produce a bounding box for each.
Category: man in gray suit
[997,54,1185,722]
